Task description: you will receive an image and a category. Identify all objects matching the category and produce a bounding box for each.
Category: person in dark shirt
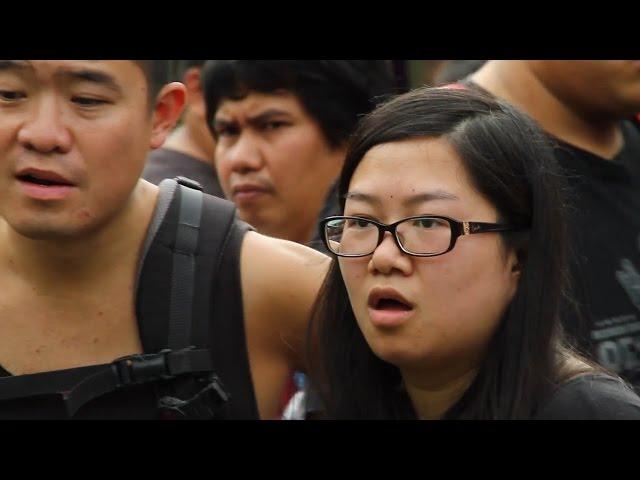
[308,87,640,420]
[468,61,640,389]
[143,60,224,197]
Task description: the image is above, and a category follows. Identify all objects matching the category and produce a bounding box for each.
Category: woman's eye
[0,90,26,102]
[414,218,438,228]
[347,218,372,228]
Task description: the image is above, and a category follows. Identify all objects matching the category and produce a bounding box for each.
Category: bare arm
[240,231,330,418]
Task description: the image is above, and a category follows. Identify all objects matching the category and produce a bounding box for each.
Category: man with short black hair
[0,60,329,419]
[203,60,396,246]
[143,60,224,197]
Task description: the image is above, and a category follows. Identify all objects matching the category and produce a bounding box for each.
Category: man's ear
[149,82,187,149]
[183,67,206,117]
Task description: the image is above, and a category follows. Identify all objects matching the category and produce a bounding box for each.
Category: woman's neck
[402,366,478,420]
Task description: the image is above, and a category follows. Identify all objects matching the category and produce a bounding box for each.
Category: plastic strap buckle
[113,349,172,386]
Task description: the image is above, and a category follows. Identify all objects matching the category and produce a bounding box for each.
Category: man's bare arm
[239,231,330,418]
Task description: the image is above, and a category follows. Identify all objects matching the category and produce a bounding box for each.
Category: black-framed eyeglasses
[319,215,523,258]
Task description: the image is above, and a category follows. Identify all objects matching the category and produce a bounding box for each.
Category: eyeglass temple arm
[464,221,520,235]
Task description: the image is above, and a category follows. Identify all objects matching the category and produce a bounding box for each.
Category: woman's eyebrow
[344,191,381,205]
[403,190,459,206]
[344,190,459,206]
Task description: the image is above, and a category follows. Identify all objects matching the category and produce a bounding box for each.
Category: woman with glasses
[307,87,640,419]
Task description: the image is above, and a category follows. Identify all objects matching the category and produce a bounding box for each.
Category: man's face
[0,60,156,239]
[213,91,344,243]
[528,60,640,119]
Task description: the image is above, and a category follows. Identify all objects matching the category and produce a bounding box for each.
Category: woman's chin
[369,341,430,369]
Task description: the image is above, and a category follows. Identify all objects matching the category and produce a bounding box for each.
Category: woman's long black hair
[307,87,587,419]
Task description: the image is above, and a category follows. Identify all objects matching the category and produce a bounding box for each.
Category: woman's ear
[510,248,526,279]
[149,82,187,150]
[503,248,523,301]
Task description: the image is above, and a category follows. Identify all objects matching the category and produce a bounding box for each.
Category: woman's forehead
[349,137,470,195]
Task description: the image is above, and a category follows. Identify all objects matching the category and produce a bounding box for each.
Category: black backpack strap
[0,349,215,416]
[64,347,215,416]
[145,177,239,419]
[134,178,178,294]
[65,177,213,417]
[168,179,203,350]
[0,365,103,402]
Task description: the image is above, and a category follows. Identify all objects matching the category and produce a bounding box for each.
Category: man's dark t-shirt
[143,148,225,198]
[555,121,640,389]
[460,79,640,389]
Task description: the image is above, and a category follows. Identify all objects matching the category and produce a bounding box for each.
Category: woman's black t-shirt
[535,374,640,420]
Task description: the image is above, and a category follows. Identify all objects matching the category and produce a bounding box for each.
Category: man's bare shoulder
[242,230,330,275]
[239,231,331,366]
[240,232,330,310]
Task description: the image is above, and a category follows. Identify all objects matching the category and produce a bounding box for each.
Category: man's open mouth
[18,174,73,187]
[16,169,75,187]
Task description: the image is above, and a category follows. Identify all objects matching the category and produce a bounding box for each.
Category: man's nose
[17,97,73,154]
[223,132,264,174]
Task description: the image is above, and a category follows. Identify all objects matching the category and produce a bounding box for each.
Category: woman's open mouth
[367,287,414,328]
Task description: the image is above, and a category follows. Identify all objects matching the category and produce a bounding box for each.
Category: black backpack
[0,177,256,419]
